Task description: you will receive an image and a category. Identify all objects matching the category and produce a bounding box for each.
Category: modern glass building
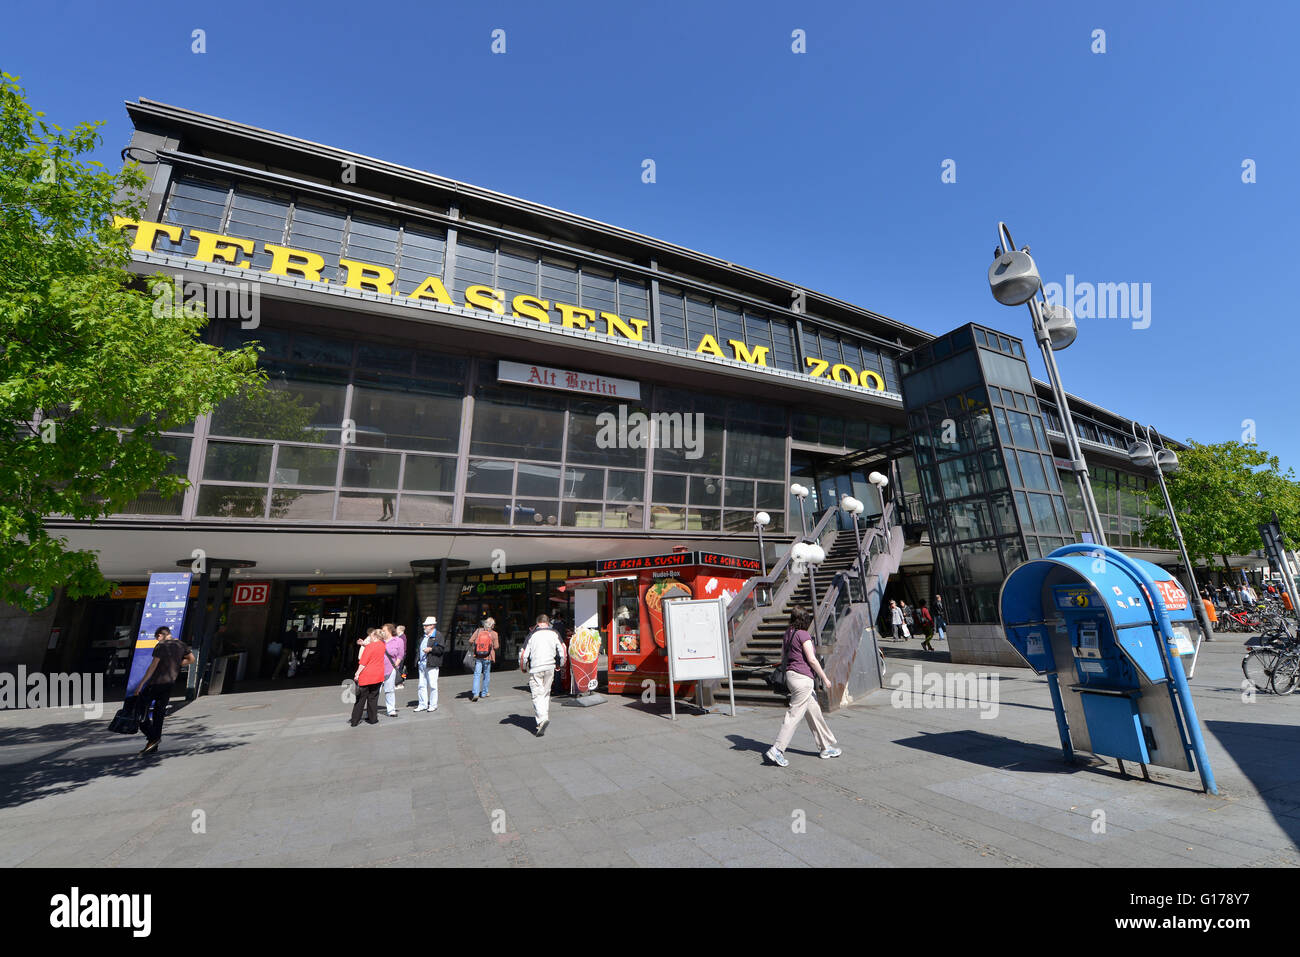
[1,99,1200,677]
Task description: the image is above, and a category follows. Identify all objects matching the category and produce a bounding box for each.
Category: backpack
[472,628,493,658]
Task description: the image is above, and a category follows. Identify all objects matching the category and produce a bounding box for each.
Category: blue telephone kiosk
[999,544,1217,794]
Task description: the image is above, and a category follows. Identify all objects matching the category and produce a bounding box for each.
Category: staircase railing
[811,501,898,647]
[725,506,839,666]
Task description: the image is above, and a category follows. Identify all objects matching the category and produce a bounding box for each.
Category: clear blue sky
[6,0,1298,472]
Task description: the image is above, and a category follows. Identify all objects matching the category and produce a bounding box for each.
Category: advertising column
[570,586,601,694]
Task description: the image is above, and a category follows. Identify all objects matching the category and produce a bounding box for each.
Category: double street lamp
[1127,424,1217,671]
[791,540,827,614]
[840,494,870,600]
[988,222,1107,546]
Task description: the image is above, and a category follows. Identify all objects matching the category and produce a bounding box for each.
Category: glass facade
[155,173,906,390]
[902,324,1077,625]
[1060,464,1160,549]
[113,322,791,534]
[110,163,1174,578]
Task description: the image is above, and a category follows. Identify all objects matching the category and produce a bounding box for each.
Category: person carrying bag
[468,618,498,701]
[765,607,840,767]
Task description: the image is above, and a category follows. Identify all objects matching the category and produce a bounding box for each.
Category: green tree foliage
[1141,440,1300,570]
[0,74,263,609]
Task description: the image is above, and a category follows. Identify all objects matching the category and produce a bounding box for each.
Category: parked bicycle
[1242,623,1299,695]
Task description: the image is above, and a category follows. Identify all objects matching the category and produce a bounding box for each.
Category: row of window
[162,175,903,387]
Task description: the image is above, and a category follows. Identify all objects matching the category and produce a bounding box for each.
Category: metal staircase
[717,503,904,708]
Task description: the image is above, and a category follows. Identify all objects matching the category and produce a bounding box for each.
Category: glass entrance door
[280,591,396,677]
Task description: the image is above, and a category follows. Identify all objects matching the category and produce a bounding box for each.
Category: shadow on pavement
[894,729,1109,776]
[1205,719,1300,847]
[0,719,245,810]
[498,714,535,734]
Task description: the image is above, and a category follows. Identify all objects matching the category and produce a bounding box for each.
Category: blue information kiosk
[998,544,1217,794]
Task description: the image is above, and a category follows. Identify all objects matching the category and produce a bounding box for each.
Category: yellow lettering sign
[512,295,551,323]
[408,276,454,305]
[113,218,887,393]
[264,244,326,282]
[113,216,183,253]
[464,285,506,315]
[601,312,647,341]
[695,334,725,358]
[556,303,595,330]
[339,258,395,294]
[728,340,769,366]
[190,229,254,269]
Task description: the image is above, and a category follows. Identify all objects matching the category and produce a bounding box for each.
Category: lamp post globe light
[840,493,870,598]
[791,540,827,615]
[987,222,1106,546]
[790,483,810,537]
[754,511,771,577]
[1126,423,1216,673]
[868,471,889,516]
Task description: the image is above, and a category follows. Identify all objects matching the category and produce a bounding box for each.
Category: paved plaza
[1,637,1297,868]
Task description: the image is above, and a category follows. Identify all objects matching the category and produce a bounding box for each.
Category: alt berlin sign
[497,360,641,400]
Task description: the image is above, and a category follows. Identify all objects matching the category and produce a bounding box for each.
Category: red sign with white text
[233,582,271,606]
[1155,580,1188,611]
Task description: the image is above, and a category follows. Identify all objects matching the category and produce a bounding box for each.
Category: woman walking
[889,600,904,642]
[350,629,385,727]
[765,608,840,767]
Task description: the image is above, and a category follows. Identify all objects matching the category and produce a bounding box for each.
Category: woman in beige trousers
[766,607,841,767]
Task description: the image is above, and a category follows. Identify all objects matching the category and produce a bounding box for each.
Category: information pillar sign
[127,572,193,691]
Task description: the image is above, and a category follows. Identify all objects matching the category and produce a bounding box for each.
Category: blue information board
[127,572,193,691]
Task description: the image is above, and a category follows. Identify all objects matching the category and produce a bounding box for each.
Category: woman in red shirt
[350,629,387,726]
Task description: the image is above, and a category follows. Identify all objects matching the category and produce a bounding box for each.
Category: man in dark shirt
[127,626,194,756]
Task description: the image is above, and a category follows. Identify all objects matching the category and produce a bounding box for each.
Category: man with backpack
[414,616,444,712]
[469,617,499,702]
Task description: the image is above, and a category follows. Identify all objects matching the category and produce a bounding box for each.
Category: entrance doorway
[790,450,889,533]
[279,586,398,677]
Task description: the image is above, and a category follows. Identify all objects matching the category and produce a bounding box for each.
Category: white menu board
[664,598,730,682]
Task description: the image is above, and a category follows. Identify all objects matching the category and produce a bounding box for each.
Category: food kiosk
[567,550,759,696]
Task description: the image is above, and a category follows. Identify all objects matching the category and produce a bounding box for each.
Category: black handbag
[108,696,140,735]
[768,629,790,693]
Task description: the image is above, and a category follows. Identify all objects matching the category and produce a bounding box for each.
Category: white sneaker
[765,747,789,768]
[413,706,427,712]
[820,747,842,759]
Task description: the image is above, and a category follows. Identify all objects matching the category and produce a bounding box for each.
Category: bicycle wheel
[1243,649,1280,694]
[1271,652,1299,695]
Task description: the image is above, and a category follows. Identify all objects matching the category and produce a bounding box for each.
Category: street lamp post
[754,511,771,577]
[840,494,869,600]
[1127,424,1216,674]
[792,540,827,629]
[988,222,1106,546]
[790,483,810,538]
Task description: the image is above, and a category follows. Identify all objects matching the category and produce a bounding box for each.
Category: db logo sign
[233,582,270,606]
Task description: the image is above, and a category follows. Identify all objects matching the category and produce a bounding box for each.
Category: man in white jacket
[520,614,567,737]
